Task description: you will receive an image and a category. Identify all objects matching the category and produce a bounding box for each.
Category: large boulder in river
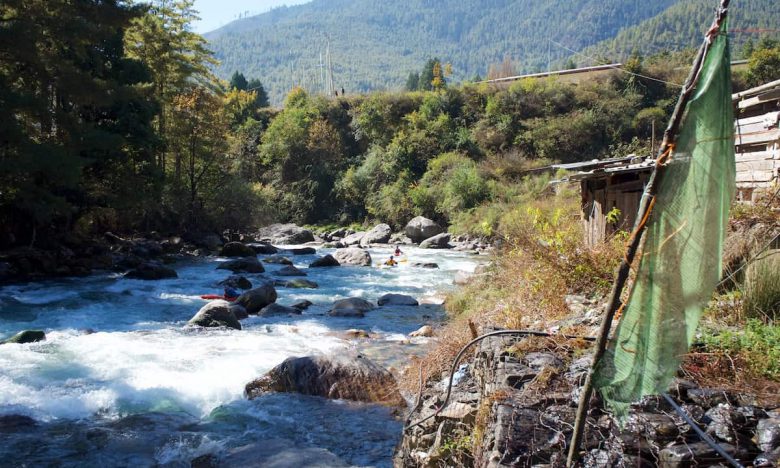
[263,255,293,265]
[341,231,365,246]
[234,284,278,314]
[255,224,314,245]
[309,254,340,267]
[219,242,255,257]
[332,248,372,266]
[216,257,264,273]
[285,247,316,255]
[218,275,252,290]
[378,293,419,306]
[274,265,307,276]
[2,330,46,344]
[125,262,178,280]
[248,243,278,255]
[420,232,452,249]
[188,300,241,330]
[404,216,444,243]
[259,303,302,317]
[360,223,392,246]
[275,279,319,289]
[328,297,375,317]
[244,352,405,406]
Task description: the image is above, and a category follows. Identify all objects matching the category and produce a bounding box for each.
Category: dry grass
[681,351,780,407]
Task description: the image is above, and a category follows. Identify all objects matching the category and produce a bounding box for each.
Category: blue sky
[192,0,312,33]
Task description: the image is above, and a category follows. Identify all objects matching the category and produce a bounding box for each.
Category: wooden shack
[553,156,654,246]
[733,79,780,201]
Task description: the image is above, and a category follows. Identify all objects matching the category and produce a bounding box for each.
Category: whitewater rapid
[0,245,483,467]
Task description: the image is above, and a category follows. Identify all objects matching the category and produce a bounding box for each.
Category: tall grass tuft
[742,252,780,322]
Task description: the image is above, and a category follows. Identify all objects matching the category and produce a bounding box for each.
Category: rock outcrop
[234,284,277,314]
[188,301,241,330]
[125,262,178,280]
[309,254,340,267]
[404,216,443,243]
[360,223,392,246]
[255,224,314,245]
[333,248,372,266]
[328,297,375,317]
[244,352,405,406]
[2,330,46,344]
[216,257,265,273]
[219,242,256,257]
[419,232,452,249]
[378,293,419,306]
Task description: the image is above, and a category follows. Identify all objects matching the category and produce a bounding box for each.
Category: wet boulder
[2,330,46,344]
[378,293,419,306]
[291,300,313,311]
[249,243,278,255]
[229,304,249,320]
[0,414,38,431]
[221,439,350,468]
[333,248,372,267]
[309,254,340,268]
[411,262,439,269]
[275,279,319,289]
[218,275,252,290]
[404,216,443,243]
[188,301,241,330]
[258,303,302,317]
[285,247,316,255]
[409,325,433,337]
[360,223,392,246]
[219,242,255,257]
[274,265,307,277]
[328,297,374,317]
[255,224,314,245]
[263,255,293,265]
[216,257,265,274]
[234,284,278,314]
[244,352,405,406]
[419,232,452,249]
[125,262,178,280]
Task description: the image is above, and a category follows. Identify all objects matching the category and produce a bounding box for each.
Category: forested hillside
[584,0,780,62]
[205,0,779,104]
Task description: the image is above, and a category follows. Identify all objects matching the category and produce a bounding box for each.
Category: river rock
[187,232,223,250]
[757,418,780,452]
[341,231,365,246]
[274,265,307,277]
[221,439,350,468]
[219,242,255,257]
[285,247,316,255]
[230,304,249,320]
[328,297,375,317]
[378,293,419,306]
[333,248,372,266]
[218,275,252,290]
[234,284,278,314]
[344,329,371,339]
[2,330,46,344]
[216,257,265,273]
[249,243,278,255]
[420,232,452,249]
[263,255,293,265]
[410,325,433,337]
[756,447,780,467]
[360,223,392,246]
[412,262,439,269]
[244,352,405,406]
[125,262,178,280]
[291,300,313,310]
[389,233,413,245]
[658,441,738,467]
[258,303,302,317]
[275,279,319,289]
[256,224,314,244]
[188,301,241,330]
[309,254,340,267]
[404,216,443,243]
[0,414,38,431]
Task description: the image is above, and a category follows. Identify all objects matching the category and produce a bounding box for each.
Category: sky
[192,0,312,33]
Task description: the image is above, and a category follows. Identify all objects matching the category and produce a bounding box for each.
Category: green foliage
[701,320,780,379]
[746,40,780,87]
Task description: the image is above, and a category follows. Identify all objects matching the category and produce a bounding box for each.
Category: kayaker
[384,256,397,267]
[224,286,239,300]
[394,245,403,256]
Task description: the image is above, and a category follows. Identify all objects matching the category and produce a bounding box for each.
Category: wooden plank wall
[734,110,780,201]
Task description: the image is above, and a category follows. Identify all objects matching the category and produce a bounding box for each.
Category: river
[0,245,483,467]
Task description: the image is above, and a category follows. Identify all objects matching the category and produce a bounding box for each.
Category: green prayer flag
[593,24,736,417]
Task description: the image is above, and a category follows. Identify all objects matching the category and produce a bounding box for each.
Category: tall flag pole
[567,0,735,465]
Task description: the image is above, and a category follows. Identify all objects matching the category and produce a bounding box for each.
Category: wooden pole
[565,1,731,465]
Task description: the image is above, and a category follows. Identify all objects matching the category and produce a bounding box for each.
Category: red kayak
[200,294,237,302]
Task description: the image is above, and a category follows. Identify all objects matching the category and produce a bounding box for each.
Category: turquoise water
[0,245,483,467]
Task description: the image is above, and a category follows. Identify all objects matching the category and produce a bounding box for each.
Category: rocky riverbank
[395,332,780,467]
